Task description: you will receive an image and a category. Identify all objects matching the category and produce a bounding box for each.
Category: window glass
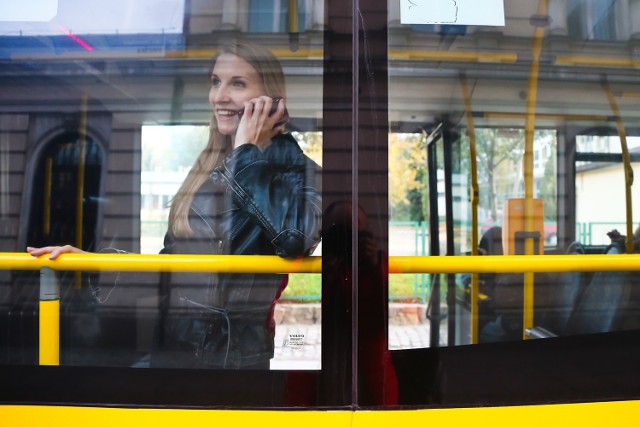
[575,135,640,245]
[141,125,323,369]
[3,0,640,410]
[388,0,640,350]
[1,0,327,406]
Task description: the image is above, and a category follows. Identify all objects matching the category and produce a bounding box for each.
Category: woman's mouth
[217,109,240,118]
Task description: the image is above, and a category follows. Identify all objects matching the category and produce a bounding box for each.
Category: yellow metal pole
[389,49,519,63]
[39,300,60,365]
[480,112,610,122]
[288,0,299,51]
[75,95,88,288]
[1,253,323,274]
[521,0,548,340]
[43,157,53,236]
[602,81,635,254]
[288,0,299,33]
[39,267,59,366]
[386,255,640,274]
[76,96,87,250]
[460,75,480,344]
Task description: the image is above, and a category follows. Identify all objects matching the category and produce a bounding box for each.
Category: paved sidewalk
[270,322,436,370]
[269,302,453,370]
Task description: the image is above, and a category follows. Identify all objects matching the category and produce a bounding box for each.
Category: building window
[567,0,617,41]
[247,0,307,33]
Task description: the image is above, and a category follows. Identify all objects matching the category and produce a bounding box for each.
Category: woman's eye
[233,80,246,88]
[211,77,220,86]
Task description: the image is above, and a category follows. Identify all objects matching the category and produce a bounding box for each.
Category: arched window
[26,131,103,252]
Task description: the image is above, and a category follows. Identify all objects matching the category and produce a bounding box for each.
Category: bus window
[575,134,640,245]
[0,0,334,408]
[2,0,640,412]
[27,132,104,252]
[387,0,636,352]
[141,125,323,370]
[389,125,559,347]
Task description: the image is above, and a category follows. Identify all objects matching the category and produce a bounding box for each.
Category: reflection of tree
[388,128,557,227]
[389,133,426,221]
[538,135,557,221]
[291,131,323,166]
[472,129,524,220]
[464,128,557,222]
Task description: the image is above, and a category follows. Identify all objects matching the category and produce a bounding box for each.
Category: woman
[28,41,322,369]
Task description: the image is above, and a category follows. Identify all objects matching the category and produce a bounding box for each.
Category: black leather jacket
[151,133,322,369]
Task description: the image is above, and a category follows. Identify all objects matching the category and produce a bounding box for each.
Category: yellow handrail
[3,252,639,366]
[460,75,480,344]
[13,46,639,70]
[0,253,321,274]
[389,254,640,274]
[2,253,640,274]
[602,81,635,254]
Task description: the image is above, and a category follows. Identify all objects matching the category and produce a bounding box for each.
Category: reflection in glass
[387,0,639,348]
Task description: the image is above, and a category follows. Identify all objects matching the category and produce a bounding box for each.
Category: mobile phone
[238,98,289,127]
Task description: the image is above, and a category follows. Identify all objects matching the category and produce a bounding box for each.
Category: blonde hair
[168,41,287,237]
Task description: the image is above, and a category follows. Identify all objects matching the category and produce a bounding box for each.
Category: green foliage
[281,273,428,301]
[538,132,558,221]
[389,274,427,300]
[291,131,323,166]
[281,274,321,300]
[389,132,427,221]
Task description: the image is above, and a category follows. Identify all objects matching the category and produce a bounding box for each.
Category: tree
[389,132,426,221]
[538,134,558,221]
[471,128,524,220]
[291,131,322,166]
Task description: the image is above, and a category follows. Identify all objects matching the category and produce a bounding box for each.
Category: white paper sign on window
[400,0,505,26]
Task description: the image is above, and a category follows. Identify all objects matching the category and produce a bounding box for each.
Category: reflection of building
[0,2,326,255]
[188,0,324,32]
[1,0,640,253]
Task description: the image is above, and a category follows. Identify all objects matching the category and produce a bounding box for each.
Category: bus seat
[612,237,640,331]
[533,241,587,335]
[479,226,503,256]
[478,272,523,343]
[476,227,504,339]
[565,242,630,335]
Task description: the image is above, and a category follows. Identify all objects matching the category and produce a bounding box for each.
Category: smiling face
[209,53,265,136]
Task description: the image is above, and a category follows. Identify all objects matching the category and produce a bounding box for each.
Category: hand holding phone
[238,97,289,128]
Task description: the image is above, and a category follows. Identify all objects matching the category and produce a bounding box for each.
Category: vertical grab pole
[522,0,548,339]
[602,81,635,254]
[39,267,60,366]
[43,157,53,236]
[288,0,299,51]
[460,74,480,344]
[75,95,88,289]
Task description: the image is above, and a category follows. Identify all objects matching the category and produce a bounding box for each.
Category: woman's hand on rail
[27,245,87,260]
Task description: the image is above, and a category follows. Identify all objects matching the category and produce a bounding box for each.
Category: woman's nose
[211,86,229,104]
